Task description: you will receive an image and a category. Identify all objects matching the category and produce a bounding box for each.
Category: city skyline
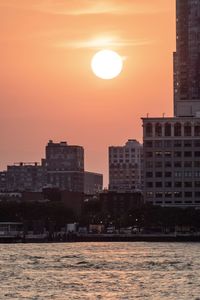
[0,1,175,186]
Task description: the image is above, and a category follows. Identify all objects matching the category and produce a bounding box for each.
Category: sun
[91,49,123,80]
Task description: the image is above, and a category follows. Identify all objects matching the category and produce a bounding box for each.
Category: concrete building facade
[143,0,200,207]
[44,140,84,192]
[6,163,45,192]
[109,140,143,192]
[174,0,200,116]
[143,118,200,207]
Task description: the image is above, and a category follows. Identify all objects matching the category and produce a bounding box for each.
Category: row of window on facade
[146,191,200,198]
[145,140,200,148]
[146,171,200,178]
[146,161,200,168]
[145,122,200,137]
[146,151,200,158]
[146,181,200,188]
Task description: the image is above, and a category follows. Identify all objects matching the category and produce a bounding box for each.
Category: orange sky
[0,0,176,186]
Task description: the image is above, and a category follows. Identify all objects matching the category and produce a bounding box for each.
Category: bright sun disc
[91,49,123,80]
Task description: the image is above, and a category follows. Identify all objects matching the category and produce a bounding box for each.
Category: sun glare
[91,49,123,80]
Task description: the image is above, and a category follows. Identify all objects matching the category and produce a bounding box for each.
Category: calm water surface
[0,242,200,300]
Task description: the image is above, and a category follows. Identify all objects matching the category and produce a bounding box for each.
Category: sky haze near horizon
[0,0,176,186]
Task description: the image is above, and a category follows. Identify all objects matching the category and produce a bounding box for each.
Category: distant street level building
[84,171,103,195]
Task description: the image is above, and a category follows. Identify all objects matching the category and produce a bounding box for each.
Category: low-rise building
[6,162,46,192]
[84,171,103,195]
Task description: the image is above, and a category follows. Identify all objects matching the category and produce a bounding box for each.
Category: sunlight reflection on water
[0,242,200,299]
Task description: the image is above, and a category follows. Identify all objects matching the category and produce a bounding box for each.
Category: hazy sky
[0,0,176,186]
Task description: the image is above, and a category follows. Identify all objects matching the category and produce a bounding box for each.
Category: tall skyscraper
[174,0,200,117]
[142,0,200,207]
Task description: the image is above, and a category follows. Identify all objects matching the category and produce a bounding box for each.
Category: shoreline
[1,233,200,243]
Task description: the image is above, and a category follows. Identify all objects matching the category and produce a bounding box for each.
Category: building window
[184,161,192,168]
[174,192,182,198]
[195,152,200,157]
[165,162,172,168]
[165,172,172,177]
[165,152,171,157]
[184,140,192,147]
[184,182,192,188]
[174,140,182,147]
[174,151,182,157]
[155,141,162,147]
[184,122,192,137]
[174,123,182,136]
[194,141,200,147]
[194,161,200,168]
[165,182,172,188]
[156,182,162,187]
[147,182,153,188]
[184,172,192,177]
[184,151,192,157]
[164,140,172,147]
[146,152,153,158]
[195,181,200,187]
[145,141,153,147]
[165,192,172,198]
[184,192,192,198]
[155,192,163,198]
[175,172,182,178]
[146,172,153,178]
[174,161,182,168]
[164,123,172,137]
[155,123,162,137]
[155,151,162,158]
[146,161,153,168]
[194,123,200,136]
[156,172,162,177]
[146,192,153,198]
[146,123,153,137]
[195,192,200,198]
[155,162,162,168]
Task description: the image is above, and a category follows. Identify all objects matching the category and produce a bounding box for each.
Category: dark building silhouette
[84,171,103,195]
[174,0,200,116]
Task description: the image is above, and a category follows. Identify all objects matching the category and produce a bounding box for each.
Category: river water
[0,242,200,299]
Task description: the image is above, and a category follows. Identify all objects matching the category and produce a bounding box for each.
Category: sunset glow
[0,0,176,186]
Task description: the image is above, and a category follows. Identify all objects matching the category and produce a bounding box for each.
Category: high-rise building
[109,140,143,192]
[143,0,200,207]
[142,118,200,207]
[44,140,84,192]
[174,0,200,116]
